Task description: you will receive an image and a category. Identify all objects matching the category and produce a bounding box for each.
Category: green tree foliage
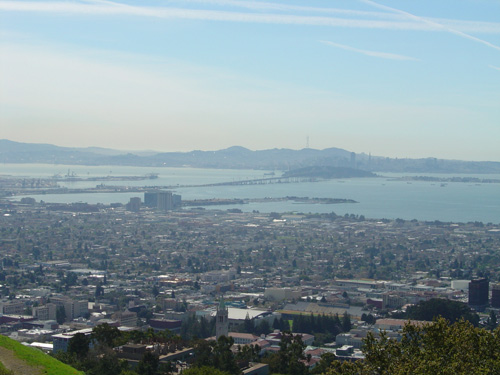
[152,284,159,297]
[95,282,104,298]
[243,314,253,333]
[135,351,159,375]
[182,366,230,375]
[234,344,260,363]
[263,332,307,375]
[341,312,351,332]
[290,313,344,345]
[311,352,336,374]
[292,313,342,336]
[212,336,240,375]
[67,333,90,361]
[487,310,498,330]
[64,272,78,288]
[56,305,66,324]
[406,298,479,326]
[85,347,128,375]
[326,318,500,375]
[181,315,215,339]
[361,313,376,325]
[192,336,240,374]
[254,319,271,336]
[56,324,185,375]
[91,323,122,348]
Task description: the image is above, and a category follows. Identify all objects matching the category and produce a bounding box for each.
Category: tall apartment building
[157,191,173,211]
[491,284,500,308]
[126,197,141,212]
[50,297,88,321]
[144,192,158,208]
[0,300,26,315]
[468,278,489,308]
[111,310,137,327]
[144,191,181,211]
[32,303,57,321]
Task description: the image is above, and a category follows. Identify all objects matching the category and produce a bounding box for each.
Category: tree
[182,367,230,375]
[255,319,271,336]
[56,305,66,324]
[67,332,90,361]
[152,284,159,297]
[211,336,240,375]
[487,310,497,330]
[326,318,500,375]
[136,351,159,375]
[92,323,122,348]
[235,344,260,363]
[64,272,78,288]
[192,336,239,375]
[263,332,307,375]
[192,339,214,368]
[311,352,336,374]
[406,298,479,326]
[341,312,351,332]
[361,313,376,325]
[85,346,126,375]
[243,313,253,333]
[95,282,104,298]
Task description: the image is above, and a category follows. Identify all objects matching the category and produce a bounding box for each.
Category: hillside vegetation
[0,335,82,375]
[327,318,500,375]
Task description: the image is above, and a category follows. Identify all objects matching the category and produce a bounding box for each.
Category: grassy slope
[0,335,83,375]
[0,361,13,375]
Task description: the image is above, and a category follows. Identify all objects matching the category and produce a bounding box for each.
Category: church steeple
[215,296,229,339]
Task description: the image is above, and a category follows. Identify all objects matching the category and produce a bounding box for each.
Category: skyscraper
[468,278,489,308]
[157,191,173,211]
[491,284,500,308]
[144,191,181,211]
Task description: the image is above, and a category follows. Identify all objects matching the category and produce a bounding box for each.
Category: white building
[264,288,302,302]
[33,303,57,321]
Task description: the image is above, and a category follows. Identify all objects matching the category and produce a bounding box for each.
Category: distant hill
[1,139,500,173]
[0,334,82,375]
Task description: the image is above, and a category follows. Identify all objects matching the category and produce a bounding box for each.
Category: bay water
[2,164,499,224]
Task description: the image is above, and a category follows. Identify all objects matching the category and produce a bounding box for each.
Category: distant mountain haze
[1,139,499,173]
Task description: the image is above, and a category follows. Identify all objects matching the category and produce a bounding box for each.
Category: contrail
[2,0,500,38]
[321,40,418,61]
[361,0,500,52]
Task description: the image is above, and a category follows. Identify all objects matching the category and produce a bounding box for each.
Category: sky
[1,0,499,161]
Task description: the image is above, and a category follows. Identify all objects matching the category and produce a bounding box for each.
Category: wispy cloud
[489,65,500,72]
[361,0,500,52]
[321,41,418,61]
[1,0,499,35]
[165,0,400,18]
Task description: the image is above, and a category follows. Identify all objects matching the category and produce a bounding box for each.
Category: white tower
[215,297,229,339]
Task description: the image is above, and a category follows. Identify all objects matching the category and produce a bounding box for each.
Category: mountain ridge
[1,139,499,173]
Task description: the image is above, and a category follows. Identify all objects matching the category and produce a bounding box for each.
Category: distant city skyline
[1,0,500,161]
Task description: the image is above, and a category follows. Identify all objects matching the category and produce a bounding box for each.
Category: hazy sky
[1,0,499,160]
